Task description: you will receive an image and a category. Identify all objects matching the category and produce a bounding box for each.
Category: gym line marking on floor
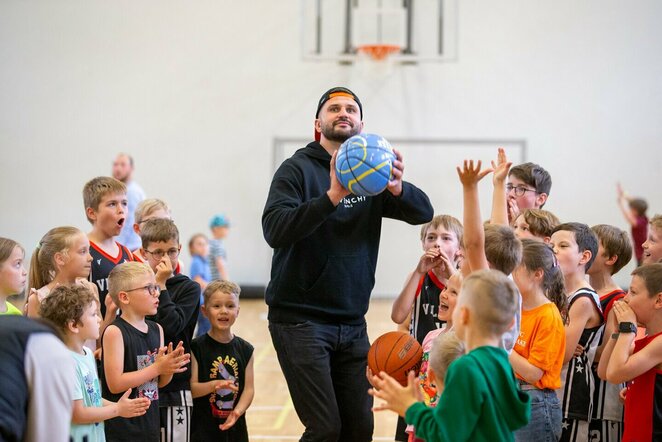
[273,397,294,430]
[254,341,272,366]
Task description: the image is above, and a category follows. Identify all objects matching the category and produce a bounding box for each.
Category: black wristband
[618,322,637,334]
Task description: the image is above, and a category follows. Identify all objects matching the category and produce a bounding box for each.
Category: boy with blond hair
[587,224,633,440]
[392,214,463,342]
[512,208,560,242]
[40,284,150,442]
[390,215,462,441]
[370,270,530,441]
[140,218,200,441]
[190,280,255,442]
[83,176,134,321]
[101,262,190,442]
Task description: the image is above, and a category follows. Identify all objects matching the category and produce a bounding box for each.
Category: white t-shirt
[24,333,76,442]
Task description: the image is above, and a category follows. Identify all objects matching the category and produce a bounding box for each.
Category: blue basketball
[335,133,396,196]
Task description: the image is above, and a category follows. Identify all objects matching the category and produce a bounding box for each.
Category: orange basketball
[367,331,423,386]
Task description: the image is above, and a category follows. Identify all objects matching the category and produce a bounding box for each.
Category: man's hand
[387,148,404,197]
[327,150,351,206]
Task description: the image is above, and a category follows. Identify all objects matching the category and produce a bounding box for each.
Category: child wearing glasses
[131,199,186,275]
[506,162,553,223]
[139,218,201,442]
[102,261,190,442]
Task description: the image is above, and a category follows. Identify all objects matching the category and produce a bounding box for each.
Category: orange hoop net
[357,44,401,61]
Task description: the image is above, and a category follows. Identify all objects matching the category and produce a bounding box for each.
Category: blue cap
[209,214,230,228]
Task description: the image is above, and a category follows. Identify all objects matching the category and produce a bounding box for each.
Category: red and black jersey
[409,271,445,344]
[90,241,133,318]
[600,289,626,322]
[624,331,662,442]
[591,289,627,423]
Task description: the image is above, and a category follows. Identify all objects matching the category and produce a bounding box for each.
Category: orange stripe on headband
[328,92,355,100]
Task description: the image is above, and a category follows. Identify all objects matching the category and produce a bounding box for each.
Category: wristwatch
[618,322,637,334]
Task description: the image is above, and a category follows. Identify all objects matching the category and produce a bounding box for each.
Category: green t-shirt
[405,346,530,442]
[0,301,22,315]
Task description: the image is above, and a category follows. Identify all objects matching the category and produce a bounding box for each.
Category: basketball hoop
[357,44,401,61]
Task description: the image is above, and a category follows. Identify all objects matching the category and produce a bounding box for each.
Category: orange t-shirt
[513,302,566,390]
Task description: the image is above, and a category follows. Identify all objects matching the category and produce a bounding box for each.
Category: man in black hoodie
[262,87,434,442]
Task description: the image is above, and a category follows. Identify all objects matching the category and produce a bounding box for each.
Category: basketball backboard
[300,0,458,63]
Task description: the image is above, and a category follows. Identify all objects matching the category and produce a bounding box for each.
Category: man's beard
[113,172,129,183]
[321,119,361,143]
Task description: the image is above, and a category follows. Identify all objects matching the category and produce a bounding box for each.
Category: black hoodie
[262,141,433,324]
[150,273,200,398]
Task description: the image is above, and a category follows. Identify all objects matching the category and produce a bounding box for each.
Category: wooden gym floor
[234,298,399,441]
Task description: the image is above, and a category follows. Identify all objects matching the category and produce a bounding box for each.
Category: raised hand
[456,159,494,188]
[616,182,625,200]
[491,147,512,185]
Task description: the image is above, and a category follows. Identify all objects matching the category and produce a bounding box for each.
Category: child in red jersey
[600,263,662,442]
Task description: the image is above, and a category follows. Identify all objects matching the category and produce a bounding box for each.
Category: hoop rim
[356,44,402,61]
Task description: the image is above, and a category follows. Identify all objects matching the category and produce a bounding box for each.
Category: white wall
[1,0,660,293]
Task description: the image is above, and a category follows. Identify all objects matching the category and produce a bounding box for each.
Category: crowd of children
[0,172,251,442]
[1,145,661,442]
[371,149,661,442]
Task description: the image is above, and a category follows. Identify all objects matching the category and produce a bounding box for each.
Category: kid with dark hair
[507,162,552,222]
[550,222,602,441]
